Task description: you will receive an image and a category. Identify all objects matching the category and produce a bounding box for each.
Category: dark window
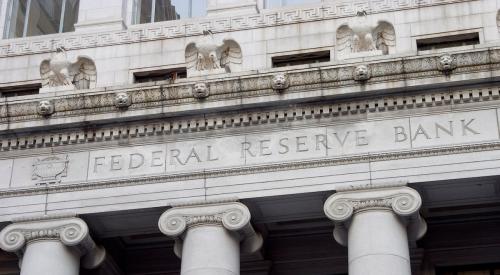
[133,0,206,24]
[133,68,187,83]
[272,50,330,68]
[417,32,480,51]
[5,0,79,38]
[0,84,40,97]
[436,263,500,275]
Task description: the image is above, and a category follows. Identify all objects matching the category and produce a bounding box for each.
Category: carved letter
[296,136,309,152]
[151,151,164,167]
[279,138,289,154]
[129,153,145,169]
[412,125,431,141]
[241,142,256,158]
[435,121,453,138]
[170,149,184,165]
[185,148,202,164]
[93,157,105,173]
[394,126,408,142]
[355,130,369,146]
[207,146,219,161]
[259,140,272,156]
[333,131,350,147]
[315,134,329,150]
[461,119,479,136]
[110,155,123,171]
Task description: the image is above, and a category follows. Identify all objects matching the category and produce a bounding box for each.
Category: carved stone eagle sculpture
[40,46,97,90]
[336,10,396,57]
[185,30,242,76]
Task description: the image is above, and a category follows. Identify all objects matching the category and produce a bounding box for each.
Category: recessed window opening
[416,32,480,51]
[4,0,79,39]
[0,83,40,97]
[133,68,187,83]
[272,51,330,68]
[133,0,207,24]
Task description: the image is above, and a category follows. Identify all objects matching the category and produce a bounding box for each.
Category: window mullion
[22,0,32,37]
[151,0,156,23]
[189,0,192,18]
[59,0,67,33]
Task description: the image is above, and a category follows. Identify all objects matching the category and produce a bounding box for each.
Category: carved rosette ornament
[271,73,289,92]
[37,100,54,116]
[158,200,263,257]
[324,185,427,246]
[192,82,209,99]
[114,92,131,108]
[437,54,457,74]
[0,214,106,269]
[353,64,371,81]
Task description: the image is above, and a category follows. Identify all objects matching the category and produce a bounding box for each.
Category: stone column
[0,214,106,275]
[158,200,263,275]
[323,185,427,275]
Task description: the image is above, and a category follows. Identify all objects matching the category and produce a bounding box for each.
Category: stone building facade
[0,0,499,274]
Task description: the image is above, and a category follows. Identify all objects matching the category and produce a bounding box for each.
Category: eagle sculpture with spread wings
[40,47,97,90]
[185,30,242,76]
[336,10,396,57]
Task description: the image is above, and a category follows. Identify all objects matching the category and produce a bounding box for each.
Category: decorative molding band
[323,185,427,246]
[0,0,470,57]
[1,47,499,131]
[0,140,499,199]
[158,201,263,257]
[0,216,106,269]
[1,78,500,151]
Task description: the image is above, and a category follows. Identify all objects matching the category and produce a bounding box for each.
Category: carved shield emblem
[32,155,69,184]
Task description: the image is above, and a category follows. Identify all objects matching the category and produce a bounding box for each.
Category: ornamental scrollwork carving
[0,215,105,269]
[324,185,426,245]
[185,30,242,77]
[337,9,395,59]
[40,46,96,90]
[158,201,262,257]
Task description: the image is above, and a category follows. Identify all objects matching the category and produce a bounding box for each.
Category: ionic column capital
[324,185,427,245]
[158,200,263,257]
[0,214,106,269]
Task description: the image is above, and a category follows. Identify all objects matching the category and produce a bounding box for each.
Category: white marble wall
[0,0,497,88]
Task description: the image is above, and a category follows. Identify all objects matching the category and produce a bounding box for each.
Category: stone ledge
[1,47,499,133]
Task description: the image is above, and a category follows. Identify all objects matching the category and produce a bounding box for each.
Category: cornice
[0,0,470,58]
[1,48,500,151]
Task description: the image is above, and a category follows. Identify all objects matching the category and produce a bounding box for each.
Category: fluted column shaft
[158,200,263,275]
[324,185,427,275]
[0,215,106,275]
